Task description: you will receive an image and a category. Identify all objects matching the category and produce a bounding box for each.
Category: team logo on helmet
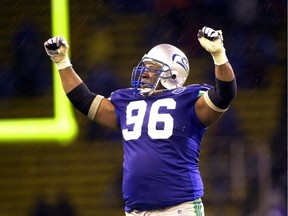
[172,54,189,71]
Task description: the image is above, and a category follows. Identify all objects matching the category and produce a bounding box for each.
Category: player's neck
[141,88,167,96]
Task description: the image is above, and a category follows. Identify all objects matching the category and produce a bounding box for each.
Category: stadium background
[0,0,286,215]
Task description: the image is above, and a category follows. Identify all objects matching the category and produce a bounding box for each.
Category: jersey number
[122,98,176,140]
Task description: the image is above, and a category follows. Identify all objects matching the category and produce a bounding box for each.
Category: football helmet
[131,44,190,94]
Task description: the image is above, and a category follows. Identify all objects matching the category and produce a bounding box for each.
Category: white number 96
[122,98,176,140]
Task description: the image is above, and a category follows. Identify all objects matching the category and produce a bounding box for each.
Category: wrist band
[54,56,72,70]
[211,52,228,66]
[56,61,72,70]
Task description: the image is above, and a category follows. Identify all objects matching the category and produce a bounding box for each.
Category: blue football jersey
[109,84,212,212]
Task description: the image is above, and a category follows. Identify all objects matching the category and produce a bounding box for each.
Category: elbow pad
[66,83,104,119]
[204,78,237,112]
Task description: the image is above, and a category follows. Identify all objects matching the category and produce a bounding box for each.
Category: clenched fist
[197,26,228,65]
[44,36,72,70]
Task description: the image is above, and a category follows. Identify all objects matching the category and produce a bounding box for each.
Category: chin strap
[139,77,162,96]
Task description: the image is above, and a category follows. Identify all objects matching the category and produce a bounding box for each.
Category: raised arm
[195,27,237,126]
[44,36,119,130]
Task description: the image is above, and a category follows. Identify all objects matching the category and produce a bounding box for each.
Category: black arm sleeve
[66,83,96,115]
[207,78,237,109]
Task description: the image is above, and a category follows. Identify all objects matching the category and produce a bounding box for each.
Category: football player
[44,26,237,216]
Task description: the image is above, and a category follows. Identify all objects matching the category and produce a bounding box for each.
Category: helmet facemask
[131,57,174,94]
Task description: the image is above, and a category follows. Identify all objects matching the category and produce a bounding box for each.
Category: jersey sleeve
[197,84,213,97]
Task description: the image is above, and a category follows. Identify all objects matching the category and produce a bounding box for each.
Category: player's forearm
[215,62,235,82]
[204,62,237,112]
[59,66,83,93]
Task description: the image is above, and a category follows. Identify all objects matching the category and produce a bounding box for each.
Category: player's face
[141,63,161,88]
